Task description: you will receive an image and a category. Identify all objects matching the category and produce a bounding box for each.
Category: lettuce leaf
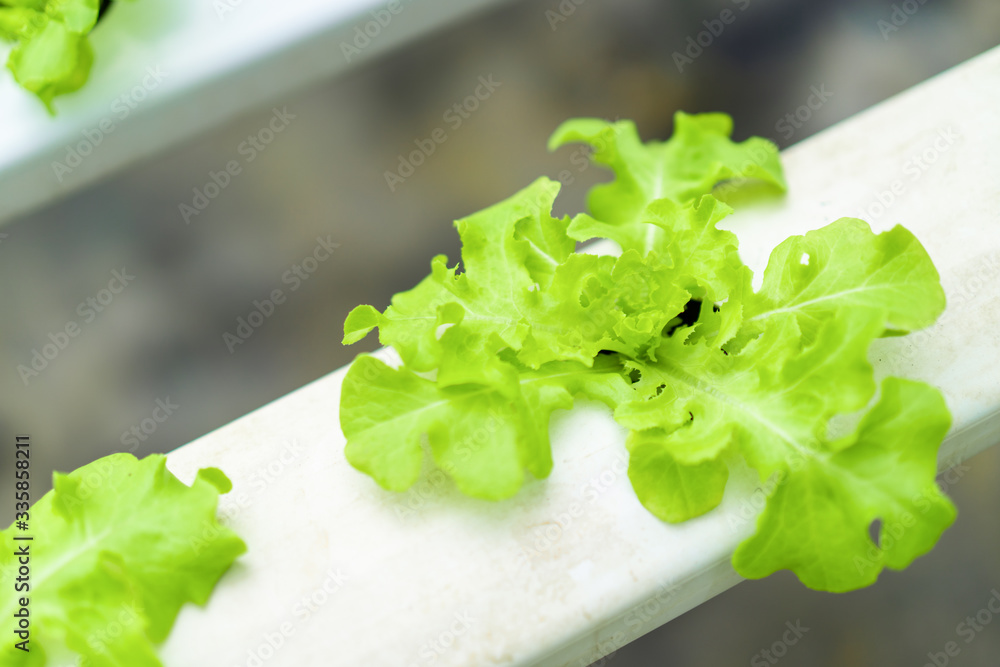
[615,217,950,590]
[345,178,648,371]
[0,453,245,666]
[8,18,94,111]
[732,377,954,591]
[550,112,785,254]
[617,308,884,473]
[0,8,44,41]
[1,0,117,112]
[341,353,631,500]
[340,113,953,592]
[743,218,947,339]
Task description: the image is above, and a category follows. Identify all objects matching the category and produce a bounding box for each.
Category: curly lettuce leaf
[618,307,883,473]
[0,453,245,667]
[9,19,94,111]
[621,306,953,590]
[733,378,954,591]
[550,112,785,254]
[343,178,566,368]
[0,8,44,41]
[339,113,953,593]
[341,353,631,500]
[47,0,100,33]
[626,432,730,523]
[344,178,671,371]
[2,0,108,111]
[744,218,947,339]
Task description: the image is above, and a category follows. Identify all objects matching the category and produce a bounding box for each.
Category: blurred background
[1,0,999,664]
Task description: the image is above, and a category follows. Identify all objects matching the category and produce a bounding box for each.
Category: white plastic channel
[0,0,512,226]
[159,46,1000,666]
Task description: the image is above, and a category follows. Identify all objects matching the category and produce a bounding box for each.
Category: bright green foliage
[0,0,128,111]
[732,377,954,591]
[340,112,953,591]
[744,219,947,339]
[549,112,785,253]
[341,353,632,500]
[0,453,245,666]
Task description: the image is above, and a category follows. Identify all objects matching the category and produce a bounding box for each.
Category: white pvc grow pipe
[159,46,1000,667]
[0,0,513,226]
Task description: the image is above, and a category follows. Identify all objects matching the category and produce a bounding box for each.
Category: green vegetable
[549,114,784,254]
[0,0,120,111]
[0,453,245,666]
[340,112,953,592]
[342,353,631,500]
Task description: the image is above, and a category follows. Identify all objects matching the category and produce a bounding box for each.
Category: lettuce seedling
[0,453,244,666]
[0,0,121,112]
[340,112,952,592]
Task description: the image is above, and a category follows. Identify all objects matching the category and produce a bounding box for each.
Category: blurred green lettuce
[0,453,244,666]
[0,0,121,112]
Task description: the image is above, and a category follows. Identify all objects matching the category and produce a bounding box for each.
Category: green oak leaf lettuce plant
[0,453,244,666]
[339,112,953,593]
[0,0,119,111]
